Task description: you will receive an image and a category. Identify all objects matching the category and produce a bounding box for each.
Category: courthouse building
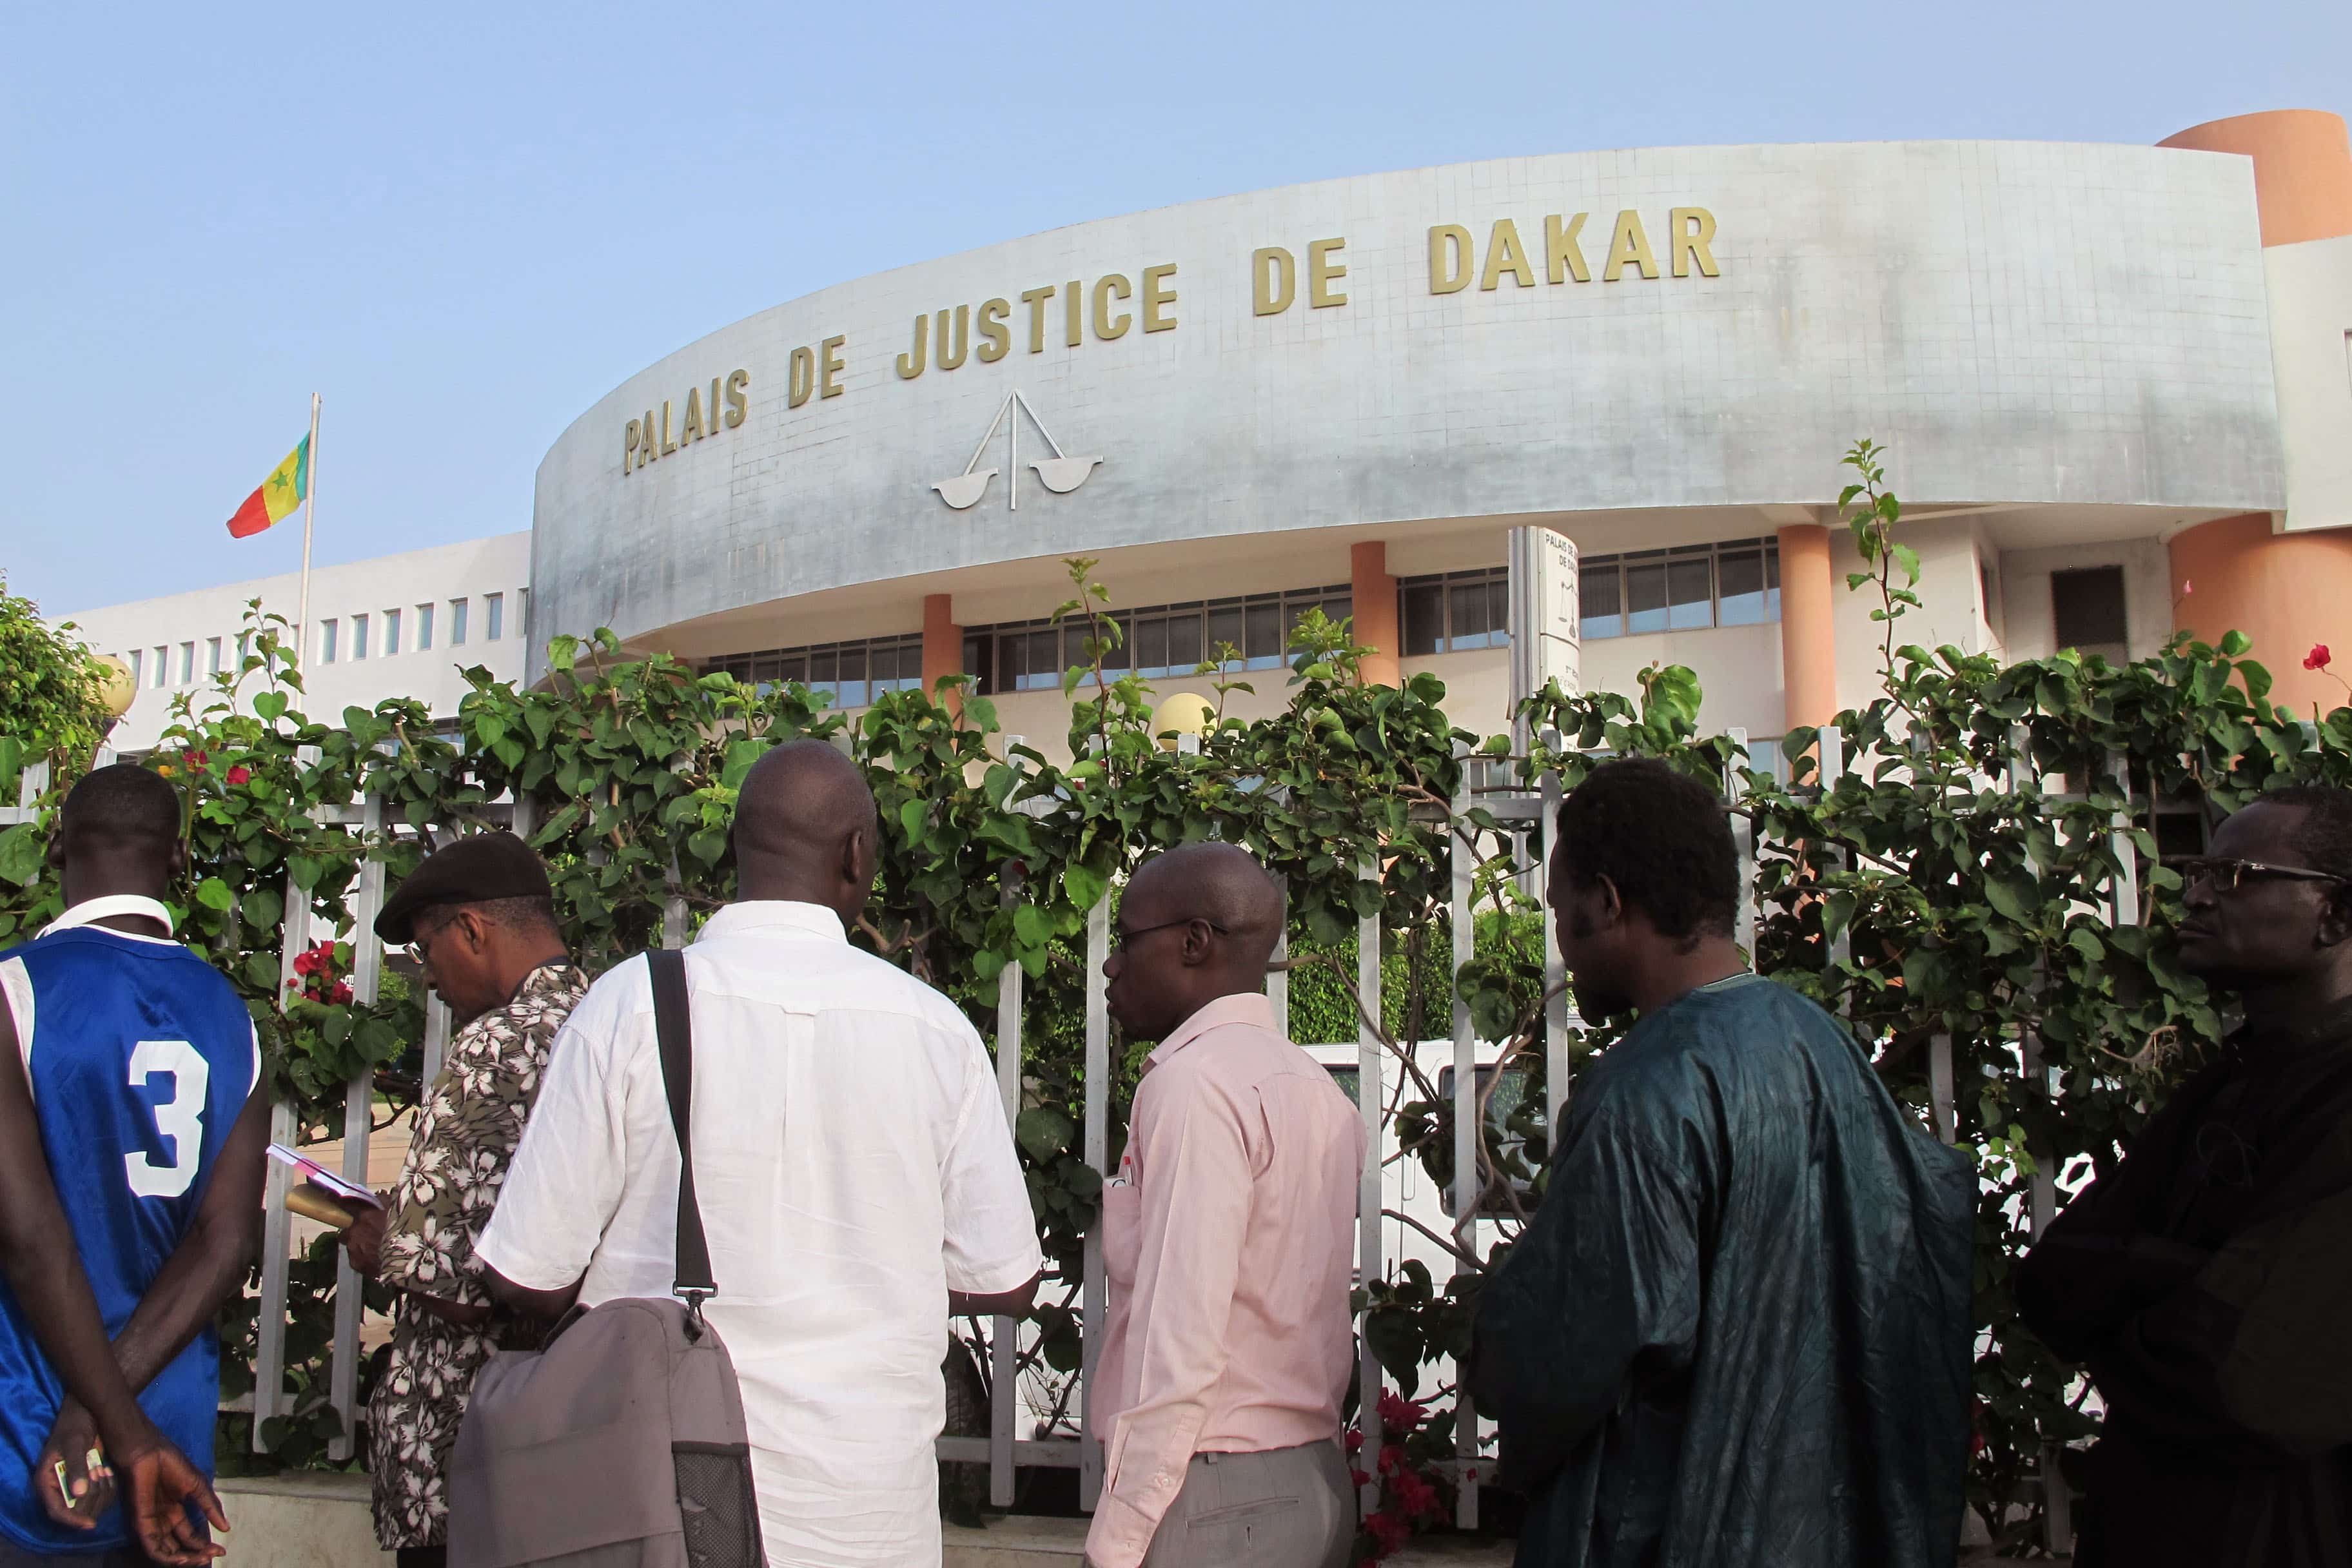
[72,110,2352,759]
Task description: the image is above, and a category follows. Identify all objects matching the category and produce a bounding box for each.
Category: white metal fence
[2,731,2103,1545]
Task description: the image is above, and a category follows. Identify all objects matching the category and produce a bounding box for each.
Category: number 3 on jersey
[126,1039,210,1199]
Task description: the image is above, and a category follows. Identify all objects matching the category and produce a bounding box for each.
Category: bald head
[1105,843,1287,1040]
[1130,842,1284,966]
[732,740,878,923]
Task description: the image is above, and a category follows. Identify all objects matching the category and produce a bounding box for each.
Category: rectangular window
[1244,598,1284,669]
[1624,559,1669,635]
[449,599,468,646]
[520,587,531,640]
[384,609,401,655]
[206,637,223,676]
[835,645,867,708]
[1581,562,1623,639]
[177,643,192,683]
[150,645,165,687]
[1716,549,1771,625]
[1667,554,1712,631]
[1163,609,1202,672]
[1205,602,1244,666]
[416,603,435,650]
[321,621,338,664]
[485,593,505,642]
[236,631,251,667]
[1401,582,1444,656]
[351,613,370,660]
[2052,565,2129,663]
[127,649,142,687]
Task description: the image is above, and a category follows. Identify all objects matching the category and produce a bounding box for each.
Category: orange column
[2169,514,2352,714]
[921,593,962,705]
[2155,112,2352,715]
[2159,110,2352,247]
[1351,541,1400,688]
[1776,524,1839,732]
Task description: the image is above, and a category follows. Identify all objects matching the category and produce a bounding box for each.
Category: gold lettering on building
[1307,239,1346,308]
[1479,219,1536,290]
[1428,224,1472,294]
[976,298,1011,362]
[620,368,750,475]
[1254,247,1297,315]
[1093,275,1133,340]
[1141,264,1177,331]
[1545,213,1590,283]
[788,346,816,407]
[1602,210,1660,281]
[1669,208,1719,277]
[818,337,845,398]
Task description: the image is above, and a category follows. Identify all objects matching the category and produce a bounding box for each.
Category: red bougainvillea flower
[1349,1467,1370,1490]
[1364,1511,1410,1555]
[1377,1390,1426,1428]
[1377,1444,1403,1477]
[2306,644,2332,672]
[1343,1427,1364,1454]
[1393,1468,1441,1520]
[225,765,251,786]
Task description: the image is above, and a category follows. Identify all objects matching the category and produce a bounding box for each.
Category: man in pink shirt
[1088,843,1367,1568]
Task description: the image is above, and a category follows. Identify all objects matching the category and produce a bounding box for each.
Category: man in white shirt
[476,741,1041,1567]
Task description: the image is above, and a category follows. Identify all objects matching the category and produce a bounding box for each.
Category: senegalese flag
[224,436,311,538]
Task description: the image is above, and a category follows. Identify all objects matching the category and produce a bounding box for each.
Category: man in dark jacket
[1472,758,1976,1568]
[2018,783,2352,1566]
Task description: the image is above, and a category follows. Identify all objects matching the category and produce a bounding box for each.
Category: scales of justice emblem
[931,389,1101,511]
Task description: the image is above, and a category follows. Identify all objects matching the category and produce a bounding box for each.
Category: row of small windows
[121,590,525,693]
[705,635,928,709]
[319,591,520,666]
[701,551,1783,710]
[968,585,1355,694]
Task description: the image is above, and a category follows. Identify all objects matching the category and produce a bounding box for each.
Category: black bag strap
[647,948,718,1316]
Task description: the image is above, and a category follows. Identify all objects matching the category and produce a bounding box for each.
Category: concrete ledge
[215,1475,1515,1567]
[217,1473,384,1568]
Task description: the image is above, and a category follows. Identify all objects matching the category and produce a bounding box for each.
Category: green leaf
[1012,904,1049,948]
[0,825,44,888]
[195,876,235,912]
[2068,926,2106,964]
[1064,863,1108,911]
[253,691,288,723]
[1015,1107,1075,1160]
[2219,629,2251,657]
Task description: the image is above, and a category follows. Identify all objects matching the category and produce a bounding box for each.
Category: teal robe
[1471,974,1975,1567]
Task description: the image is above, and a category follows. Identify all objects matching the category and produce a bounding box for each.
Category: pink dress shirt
[1085,992,1369,1568]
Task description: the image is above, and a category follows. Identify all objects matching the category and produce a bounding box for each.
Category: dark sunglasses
[2177,857,2349,894]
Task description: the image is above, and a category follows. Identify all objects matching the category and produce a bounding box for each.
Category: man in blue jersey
[0,764,268,1565]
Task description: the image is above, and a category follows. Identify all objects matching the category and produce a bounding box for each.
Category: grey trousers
[1139,1440,1356,1568]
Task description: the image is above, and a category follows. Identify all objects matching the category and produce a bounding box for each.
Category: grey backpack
[447,948,767,1568]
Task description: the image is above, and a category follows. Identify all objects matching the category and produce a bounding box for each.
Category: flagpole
[295,393,320,668]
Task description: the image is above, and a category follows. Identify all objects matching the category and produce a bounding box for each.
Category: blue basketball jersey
[0,915,257,1555]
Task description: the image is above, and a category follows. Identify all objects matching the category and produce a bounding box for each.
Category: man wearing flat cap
[342,832,584,1568]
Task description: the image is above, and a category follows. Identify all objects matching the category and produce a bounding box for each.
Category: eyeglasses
[1112,916,1228,952]
[2177,857,2349,894]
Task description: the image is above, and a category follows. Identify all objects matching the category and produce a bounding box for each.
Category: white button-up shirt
[476,901,1041,1567]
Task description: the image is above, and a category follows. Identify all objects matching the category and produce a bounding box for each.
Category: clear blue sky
[6,0,2346,616]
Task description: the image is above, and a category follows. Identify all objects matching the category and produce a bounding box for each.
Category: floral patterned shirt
[366,961,588,1550]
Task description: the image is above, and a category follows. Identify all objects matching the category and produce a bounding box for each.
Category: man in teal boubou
[1473,757,1975,1567]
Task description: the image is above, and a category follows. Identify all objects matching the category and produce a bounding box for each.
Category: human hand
[343,1204,387,1279]
[113,1431,228,1564]
[33,1400,112,1530]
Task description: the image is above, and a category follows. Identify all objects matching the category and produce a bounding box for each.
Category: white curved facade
[531,137,2282,677]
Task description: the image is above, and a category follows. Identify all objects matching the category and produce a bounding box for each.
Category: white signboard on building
[1508,525,1580,736]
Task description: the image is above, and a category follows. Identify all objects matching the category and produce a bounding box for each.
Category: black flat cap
[375,832,554,945]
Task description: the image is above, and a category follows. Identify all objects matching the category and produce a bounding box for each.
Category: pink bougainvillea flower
[2306,644,2332,672]
[226,765,251,786]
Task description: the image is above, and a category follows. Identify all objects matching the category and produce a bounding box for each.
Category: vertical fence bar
[1267,883,1289,1037]
[1929,1036,1956,1144]
[1079,899,1111,1510]
[328,791,386,1460]
[1448,750,1480,1528]
[988,866,1027,1510]
[2013,732,2073,1549]
[662,852,688,948]
[2108,752,2141,930]
[1539,732,1569,1136]
[253,786,316,1451]
[421,996,451,1087]
[1725,727,1756,956]
[1355,855,1384,1517]
[1819,726,1851,977]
